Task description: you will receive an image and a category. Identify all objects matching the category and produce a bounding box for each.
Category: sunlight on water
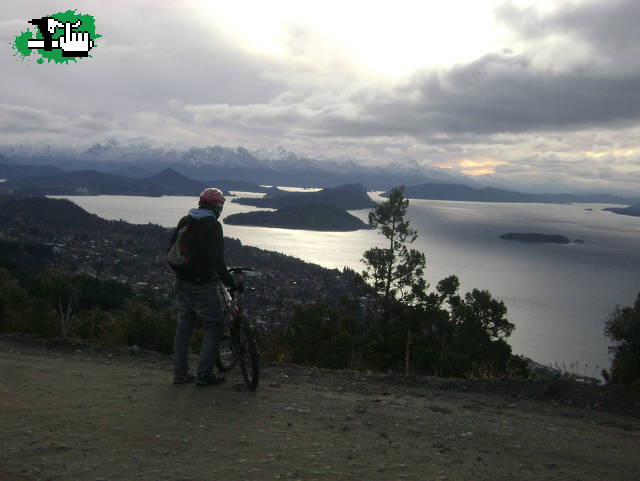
[53,192,640,375]
[260,185,323,193]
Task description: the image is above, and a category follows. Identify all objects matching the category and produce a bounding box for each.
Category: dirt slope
[1,337,639,481]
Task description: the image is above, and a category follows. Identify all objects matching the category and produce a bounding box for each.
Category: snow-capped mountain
[182,146,265,170]
[0,138,475,189]
[253,147,476,187]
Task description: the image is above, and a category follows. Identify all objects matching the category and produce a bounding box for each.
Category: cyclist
[169,187,242,386]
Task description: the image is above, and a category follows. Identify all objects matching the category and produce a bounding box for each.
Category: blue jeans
[173,279,224,379]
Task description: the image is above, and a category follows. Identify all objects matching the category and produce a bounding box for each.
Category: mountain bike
[215,267,260,390]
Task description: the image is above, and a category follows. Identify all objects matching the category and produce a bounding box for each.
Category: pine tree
[604,293,640,384]
[362,186,426,321]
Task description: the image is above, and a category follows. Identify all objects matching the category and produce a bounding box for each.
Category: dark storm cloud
[275,51,640,140]
[409,54,640,134]
[282,0,640,139]
[496,0,640,61]
[0,104,70,133]
[1,1,285,119]
[425,0,640,135]
[2,1,639,196]
[191,2,640,144]
[8,0,640,143]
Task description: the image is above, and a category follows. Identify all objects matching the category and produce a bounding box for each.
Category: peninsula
[603,204,640,217]
[387,183,640,205]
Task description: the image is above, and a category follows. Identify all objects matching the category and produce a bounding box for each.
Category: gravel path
[1,338,639,481]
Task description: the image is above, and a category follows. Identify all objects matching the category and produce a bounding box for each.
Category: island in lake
[231,183,377,210]
[499,233,583,244]
[224,204,372,231]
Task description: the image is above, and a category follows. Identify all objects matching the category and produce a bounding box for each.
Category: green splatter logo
[12,10,100,64]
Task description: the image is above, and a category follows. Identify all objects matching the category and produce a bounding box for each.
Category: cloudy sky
[2,0,640,194]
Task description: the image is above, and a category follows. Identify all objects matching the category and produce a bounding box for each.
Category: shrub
[604,293,640,384]
[257,326,292,363]
[0,268,27,332]
[70,307,118,340]
[122,301,175,354]
[284,303,367,369]
[0,268,58,336]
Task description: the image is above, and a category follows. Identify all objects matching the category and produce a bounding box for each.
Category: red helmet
[199,188,225,206]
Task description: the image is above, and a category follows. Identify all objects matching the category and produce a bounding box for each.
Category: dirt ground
[1,336,639,481]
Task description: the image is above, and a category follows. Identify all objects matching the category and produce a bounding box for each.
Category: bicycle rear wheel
[237,317,259,390]
[216,328,237,372]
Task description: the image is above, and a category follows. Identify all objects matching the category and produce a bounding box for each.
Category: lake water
[54,193,640,376]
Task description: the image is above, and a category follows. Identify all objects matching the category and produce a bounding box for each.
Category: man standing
[168,188,240,385]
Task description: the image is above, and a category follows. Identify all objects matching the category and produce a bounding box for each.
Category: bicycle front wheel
[237,317,260,391]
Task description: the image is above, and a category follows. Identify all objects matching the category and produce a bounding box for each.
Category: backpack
[167,220,193,268]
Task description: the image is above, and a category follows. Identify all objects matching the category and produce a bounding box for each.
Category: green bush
[0,268,27,332]
[0,267,175,354]
[8,298,58,337]
[0,268,58,336]
[257,326,292,363]
[268,281,519,378]
[283,303,367,370]
[121,301,175,354]
[70,307,118,341]
[604,293,640,384]
[75,276,134,311]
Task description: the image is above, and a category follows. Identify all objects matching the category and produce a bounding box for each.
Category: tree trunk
[58,300,65,337]
[383,222,396,321]
[58,298,72,338]
[404,327,412,375]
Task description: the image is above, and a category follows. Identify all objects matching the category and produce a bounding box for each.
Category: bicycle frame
[215,267,259,390]
[217,281,239,321]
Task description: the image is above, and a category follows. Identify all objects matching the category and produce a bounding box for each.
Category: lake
[54,193,640,376]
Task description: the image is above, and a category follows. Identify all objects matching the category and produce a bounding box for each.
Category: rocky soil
[1,335,639,481]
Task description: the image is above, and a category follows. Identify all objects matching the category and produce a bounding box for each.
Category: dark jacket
[169,208,235,287]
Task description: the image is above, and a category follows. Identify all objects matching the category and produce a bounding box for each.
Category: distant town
[0,197,367,328]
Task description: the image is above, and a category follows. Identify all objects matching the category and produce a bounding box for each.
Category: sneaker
[173,373,195,384]
[195,374,226,386]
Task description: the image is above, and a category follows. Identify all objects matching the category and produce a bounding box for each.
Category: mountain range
[0,163,64,180]
[394,183,640,206]
[0,138,472,190]
[1,139,638,206]
[0,165,267,197]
